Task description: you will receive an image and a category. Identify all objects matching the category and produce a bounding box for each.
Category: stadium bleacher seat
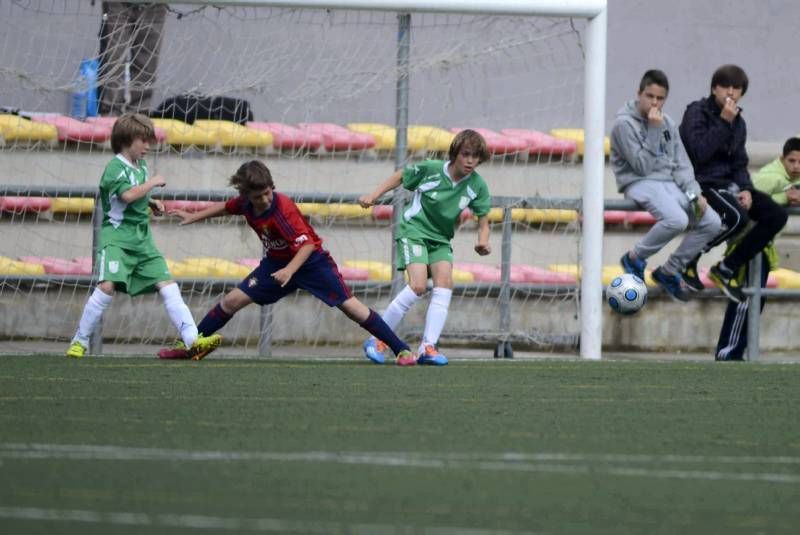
[0,196,52,214]
[30,114,111,143]
[549,128,611,156]
[625,211,657,226]
[192,120,272,148]
[343,260,392,281]
[246,122,323,151]
[770,268,800,289]
[371,205,393,220]
[0,114,58,143]
[408,125,454,153]
[0,256,46,276]
[297,123,376,152]
[346,123,396,151]
[338,266,370,281]
[603,211,627,225]
[50,197,95,214]
[180,257,251,278]
[18,256,92,275]
[150,118,217,146]
[449,127,528,155]
[500,128,578,156]
[312,203,372,219]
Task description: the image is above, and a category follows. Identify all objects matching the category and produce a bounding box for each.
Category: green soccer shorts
[97,244,172,296]
[395,237,453,271]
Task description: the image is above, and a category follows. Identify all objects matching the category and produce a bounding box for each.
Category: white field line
[1,443,799,484]
[0,506,537,534]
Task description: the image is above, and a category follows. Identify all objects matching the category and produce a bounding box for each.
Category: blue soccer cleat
[620,252,647,281]
[417,344,448,366]
[363,337,387,364]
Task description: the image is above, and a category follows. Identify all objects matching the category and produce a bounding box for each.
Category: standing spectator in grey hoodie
[611,70,721,301]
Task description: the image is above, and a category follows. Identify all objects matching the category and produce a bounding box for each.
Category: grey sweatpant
[625,179,721,274]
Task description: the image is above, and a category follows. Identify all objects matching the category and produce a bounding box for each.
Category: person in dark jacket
[679,64,787,303]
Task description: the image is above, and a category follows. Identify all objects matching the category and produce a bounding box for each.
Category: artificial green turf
[0,356,799,534]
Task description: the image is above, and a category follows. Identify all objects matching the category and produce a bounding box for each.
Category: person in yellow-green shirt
[715,137,800,361]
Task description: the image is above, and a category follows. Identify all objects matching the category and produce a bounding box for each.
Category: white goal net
[0,0,600,356]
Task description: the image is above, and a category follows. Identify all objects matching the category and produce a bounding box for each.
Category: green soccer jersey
[98,155,156,250]
[399,159,491,242]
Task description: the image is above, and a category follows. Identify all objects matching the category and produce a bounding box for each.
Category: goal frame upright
[141,0,609,360]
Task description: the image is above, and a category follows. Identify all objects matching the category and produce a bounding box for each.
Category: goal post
[0,0,608,358]
[190,0,608,360]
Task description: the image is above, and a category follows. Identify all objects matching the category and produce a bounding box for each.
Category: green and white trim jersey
[98,154,155,250]
[399,159,491,243]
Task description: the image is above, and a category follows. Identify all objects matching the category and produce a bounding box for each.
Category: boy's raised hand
[474,243,491,256]
[149,174,167,188]
[358,194,375,209]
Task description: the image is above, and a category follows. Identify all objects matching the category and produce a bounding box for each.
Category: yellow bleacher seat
[344,260,392,281]
[150,118,217,146]
[347,123,395,151]
[485,208,528,223]
[524,209,579,224]
[314,203,372,219]
[770,268,800,289]
[452,267,475,283]
[0,114,58,143]
[407,125,454,153]
[166,259,214,279]
[0,256,46,276]
[180,257,251,278]
[50,198,95,214]
[549,128,611,156]
[193,120,272,148]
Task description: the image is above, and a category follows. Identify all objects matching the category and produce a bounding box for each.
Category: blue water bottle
[70,58,99,118]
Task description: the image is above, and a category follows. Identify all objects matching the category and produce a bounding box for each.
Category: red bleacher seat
[625,211,656,225]
[603,211,627,225]
[449,127,528,155]
[510,264,577,284]
[247,122,323,151]
[500,129,578,156]
[372,205,393,220]
[18,256,92,275]
[338,266,370,281]
[30,114,111,143]
[297,123,376,152]
[0,196,52,213]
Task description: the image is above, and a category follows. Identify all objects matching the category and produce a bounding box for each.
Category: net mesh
[0,1,587,355]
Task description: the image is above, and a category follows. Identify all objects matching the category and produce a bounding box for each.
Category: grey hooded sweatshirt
[610,99,701,198]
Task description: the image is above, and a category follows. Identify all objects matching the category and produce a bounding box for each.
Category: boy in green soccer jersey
[358,129,492,365]
[65,113,220,359]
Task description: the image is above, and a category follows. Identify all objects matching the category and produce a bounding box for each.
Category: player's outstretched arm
[120,174,167,204]
[474,215,491,256]
[359,169,403,208]
[169,201,228,226]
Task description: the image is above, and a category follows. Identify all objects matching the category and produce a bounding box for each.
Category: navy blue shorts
[237,250,353,307]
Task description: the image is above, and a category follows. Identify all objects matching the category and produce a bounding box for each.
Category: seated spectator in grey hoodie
[611,69,721,302]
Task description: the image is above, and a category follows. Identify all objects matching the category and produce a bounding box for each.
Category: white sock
[382,285,423,330]
[159,283,198,347]
[72,287,113,347]
[420,287,452,351]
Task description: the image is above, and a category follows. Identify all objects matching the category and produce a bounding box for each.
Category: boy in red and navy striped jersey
[158,160,416,364]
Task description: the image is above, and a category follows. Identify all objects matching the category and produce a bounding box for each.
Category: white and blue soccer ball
[606,273,648,315]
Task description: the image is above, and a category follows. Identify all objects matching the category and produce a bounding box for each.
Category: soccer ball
[606,273,648,315]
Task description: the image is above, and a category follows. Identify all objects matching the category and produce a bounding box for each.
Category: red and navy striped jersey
[225,192,323,262]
